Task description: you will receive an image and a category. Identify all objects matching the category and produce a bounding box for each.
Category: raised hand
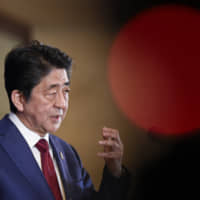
[97,127,123,177]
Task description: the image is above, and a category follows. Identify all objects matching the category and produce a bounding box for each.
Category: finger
[97,151,123,159]
[100,133,114,152]
[102,128,121,144]
[102,127,119,137]
[103,127,119,134]
[102,127,114,132]
[102,127,112,140]
[99,140,121,149]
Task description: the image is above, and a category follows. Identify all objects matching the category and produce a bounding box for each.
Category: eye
[63,88,70,94]
[64,89,70,93]
[46,91,57,99]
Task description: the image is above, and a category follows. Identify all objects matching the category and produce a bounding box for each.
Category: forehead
[38,68,69,89]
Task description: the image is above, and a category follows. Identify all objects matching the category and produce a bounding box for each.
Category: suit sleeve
[70,145,131,200]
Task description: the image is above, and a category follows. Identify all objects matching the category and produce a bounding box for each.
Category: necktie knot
[36,139,49,153]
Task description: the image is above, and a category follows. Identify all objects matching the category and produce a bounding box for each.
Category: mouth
[50,115,62,122]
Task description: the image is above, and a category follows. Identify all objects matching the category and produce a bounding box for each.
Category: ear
[11,90,25,112]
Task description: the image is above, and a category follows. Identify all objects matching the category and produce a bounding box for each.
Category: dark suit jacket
[0,115,129,200]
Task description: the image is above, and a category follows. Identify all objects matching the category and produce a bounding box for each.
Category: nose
[54,91,68,109]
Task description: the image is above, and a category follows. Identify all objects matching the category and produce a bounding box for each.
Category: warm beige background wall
[0,0,166,190]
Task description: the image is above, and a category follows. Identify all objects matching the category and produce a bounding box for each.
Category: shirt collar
[8,112,50,149]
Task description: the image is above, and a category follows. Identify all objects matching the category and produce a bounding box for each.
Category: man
[0,40,130,200]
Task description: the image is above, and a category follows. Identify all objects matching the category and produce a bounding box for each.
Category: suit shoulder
[0,115,15,135]
[50,134,82,166]
[50,134,69,144]
[50,135,80,158]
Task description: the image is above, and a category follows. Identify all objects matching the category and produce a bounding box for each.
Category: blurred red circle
[108,5,200,135]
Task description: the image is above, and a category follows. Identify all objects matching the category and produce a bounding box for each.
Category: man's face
[19,68,70,135]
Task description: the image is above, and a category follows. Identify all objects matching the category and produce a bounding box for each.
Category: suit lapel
[0,116,54,200]
[50,135,71,198]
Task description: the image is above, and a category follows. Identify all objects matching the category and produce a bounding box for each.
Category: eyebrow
[47,81,70,90]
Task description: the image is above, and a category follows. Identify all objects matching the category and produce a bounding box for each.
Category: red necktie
[36,139,62,200]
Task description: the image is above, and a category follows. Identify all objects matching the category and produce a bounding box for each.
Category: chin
[48,125,60,133]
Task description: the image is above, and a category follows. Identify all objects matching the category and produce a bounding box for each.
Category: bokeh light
[108,5,200,136]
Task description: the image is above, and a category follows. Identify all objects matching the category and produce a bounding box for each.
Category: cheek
[35,104,49,113]
[65,100,69,111]
[61,102,69,119]
[62,110,67,119]
[28,102,51,119]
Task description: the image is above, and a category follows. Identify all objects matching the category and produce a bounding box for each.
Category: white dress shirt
[9,113,66,200]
